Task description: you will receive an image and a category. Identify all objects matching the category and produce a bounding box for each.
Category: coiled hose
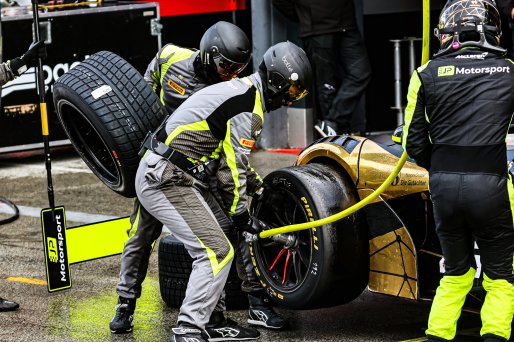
[0,197,19,225]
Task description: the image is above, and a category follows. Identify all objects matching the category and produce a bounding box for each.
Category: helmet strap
[258,60,295,112]
[194,53,221,84]
[434,21,506,57]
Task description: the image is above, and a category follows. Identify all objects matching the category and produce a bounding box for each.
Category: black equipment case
[0,1,162,153]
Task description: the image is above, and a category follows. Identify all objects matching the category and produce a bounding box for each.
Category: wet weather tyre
[250,163,369,309]
[53,51,166,198]
[158,235,248,310]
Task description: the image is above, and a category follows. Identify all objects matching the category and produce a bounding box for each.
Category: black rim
[253,187,313,293]
[57,100,121,187]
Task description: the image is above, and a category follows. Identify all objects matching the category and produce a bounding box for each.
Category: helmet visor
[286,83,309,102]
[213,54,248,79]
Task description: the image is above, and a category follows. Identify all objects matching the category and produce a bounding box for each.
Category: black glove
[251,183,269,201]
[233,211,268,235]
[9,40,46,77]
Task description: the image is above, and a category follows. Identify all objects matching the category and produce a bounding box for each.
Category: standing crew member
[272,0,371,136]
[110,22,287,336]
[135,41,311,342]
[0,39,45,312]
[403,1,514,341]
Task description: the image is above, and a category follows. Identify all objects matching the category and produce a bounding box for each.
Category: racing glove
[251,183,269,201]
[9,40,46,77]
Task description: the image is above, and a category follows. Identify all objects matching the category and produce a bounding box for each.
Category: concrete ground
[0,149,487,342]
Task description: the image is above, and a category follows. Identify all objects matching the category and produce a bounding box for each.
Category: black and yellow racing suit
[403,48,514,341]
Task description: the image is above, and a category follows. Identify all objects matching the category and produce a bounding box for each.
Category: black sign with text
[41,207,71,292]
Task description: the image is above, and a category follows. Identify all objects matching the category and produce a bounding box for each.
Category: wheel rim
[57,100,121,187]
[253,188,314,293]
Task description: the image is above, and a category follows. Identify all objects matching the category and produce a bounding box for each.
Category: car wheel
[250,163,369,309]
[158,235,248,310]
[53,51,166,198]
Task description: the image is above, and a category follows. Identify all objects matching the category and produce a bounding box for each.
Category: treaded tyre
[249,163,369,309]
[158,235,248,310]
[53,51,166,197]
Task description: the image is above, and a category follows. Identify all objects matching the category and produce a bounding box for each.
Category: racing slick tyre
[53,51,166,198]
[249,163,369,309]
[158,235,248,310]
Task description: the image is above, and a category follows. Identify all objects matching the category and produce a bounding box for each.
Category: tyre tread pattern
[158,235,248,310]
[54,51,166,197]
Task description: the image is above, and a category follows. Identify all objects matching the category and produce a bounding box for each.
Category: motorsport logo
[438,65,510,77]
[41,207,71,292]
[1,58,87,97]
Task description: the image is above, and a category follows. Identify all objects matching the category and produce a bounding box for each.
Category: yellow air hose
[259,0,431,239]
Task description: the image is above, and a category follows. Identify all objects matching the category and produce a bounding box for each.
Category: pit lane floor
[0,150,489,342]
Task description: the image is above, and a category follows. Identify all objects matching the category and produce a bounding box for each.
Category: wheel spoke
[282,250,292,285]
[268,248,286,271]
[262,240,278,248]
[284,204,294,225]
[292,251,302,282]
[297,246,309,267]
[273,210,289,227]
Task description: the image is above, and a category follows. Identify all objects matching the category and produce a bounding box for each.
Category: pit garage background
[0,0,454,153]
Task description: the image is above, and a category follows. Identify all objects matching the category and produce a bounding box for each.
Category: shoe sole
[208,337,259,342]
[110,327,133,334]
[247,319,285,330]
[314,125,328,138]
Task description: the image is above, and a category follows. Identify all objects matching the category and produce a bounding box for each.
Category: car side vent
[334,135,359,153]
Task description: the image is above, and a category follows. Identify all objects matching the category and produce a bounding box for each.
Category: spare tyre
[53,51,166,198]
[158,235,248,310]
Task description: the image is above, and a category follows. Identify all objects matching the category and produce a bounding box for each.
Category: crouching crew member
[134,41,311,342]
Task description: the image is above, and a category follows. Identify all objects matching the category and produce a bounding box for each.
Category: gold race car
[248,133,496,310]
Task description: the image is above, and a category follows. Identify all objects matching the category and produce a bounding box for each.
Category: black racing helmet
[259,41,312,112]
[434,0,505,56]
[199,21,251,82]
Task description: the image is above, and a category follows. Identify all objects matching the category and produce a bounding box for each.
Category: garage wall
[364,0,444,15]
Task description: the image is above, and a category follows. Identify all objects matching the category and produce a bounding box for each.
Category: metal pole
[390,39,403,126]
[408,38,416,76]
[32,0,55,210]
[231,10,237,26]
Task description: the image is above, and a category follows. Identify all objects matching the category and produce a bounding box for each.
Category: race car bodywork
[249,133,501,309]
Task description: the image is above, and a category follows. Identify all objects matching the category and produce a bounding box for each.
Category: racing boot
[170,325,207,342]
[109,297,136,334]
[204,311,260,341]
[0,297,19,312]
[247,293,287,329]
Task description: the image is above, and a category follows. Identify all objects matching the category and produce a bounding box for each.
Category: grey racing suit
[134,73,266,329]
[116,45,263,308]
[144,44,207,114]
[116,44,211,303]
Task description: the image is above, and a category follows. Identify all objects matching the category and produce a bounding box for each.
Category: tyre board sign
[41,207,71,292]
